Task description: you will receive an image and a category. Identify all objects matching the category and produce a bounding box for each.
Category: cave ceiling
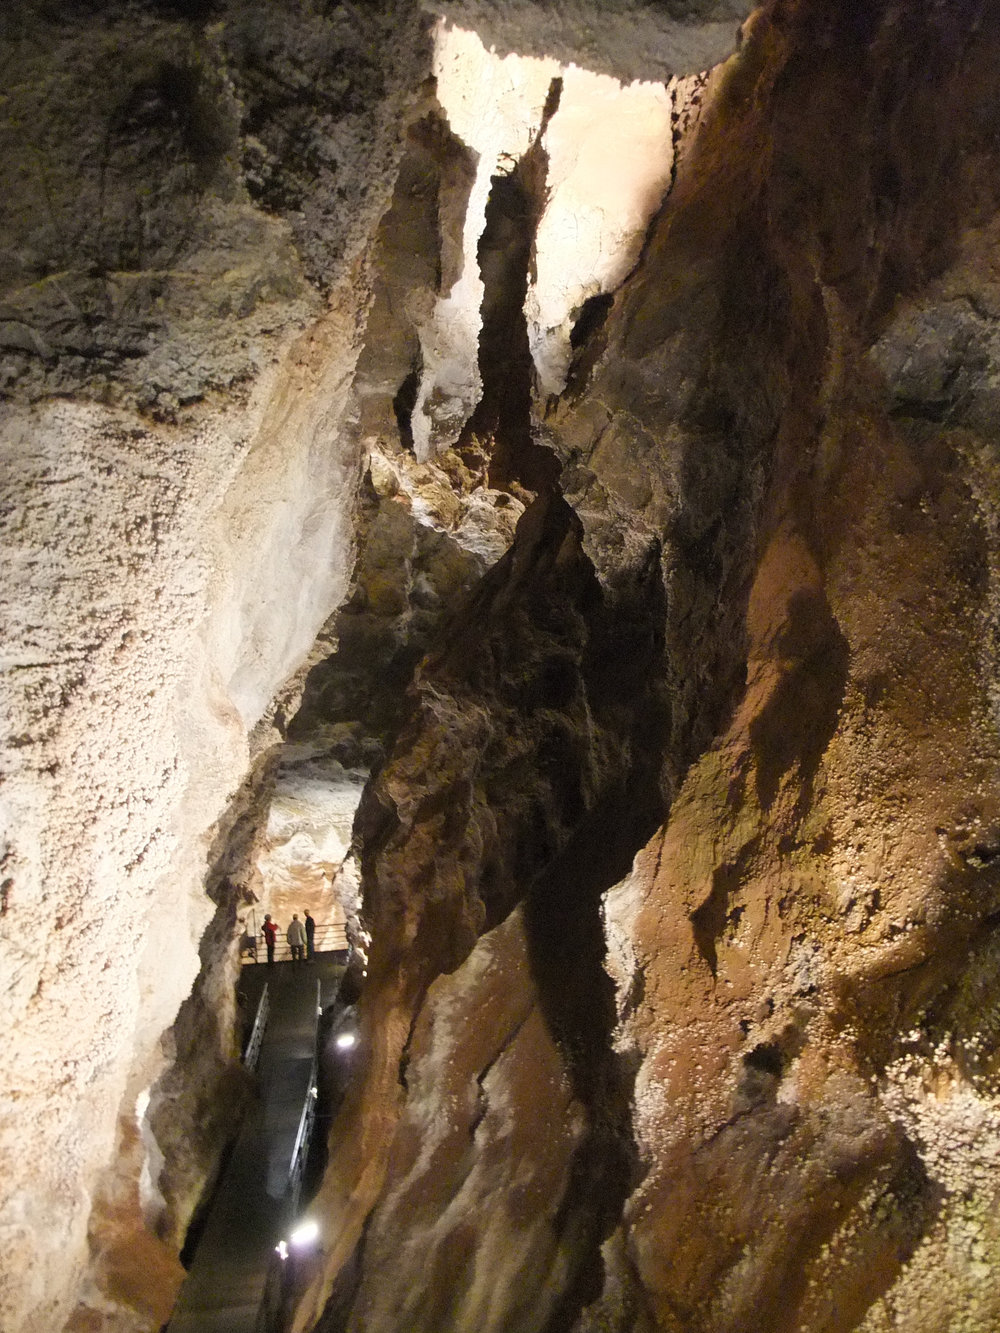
[5,2,1000,1333]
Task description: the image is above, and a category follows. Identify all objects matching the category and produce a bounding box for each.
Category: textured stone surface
[429,0,755,82]
[0,0,429,410]
[294,490,670,1333]
[337,907,589,1333]
[297,4,1000,1332]
[8,1,1000,1332]
[558,4,1000,1329]
[0,3,432,1330]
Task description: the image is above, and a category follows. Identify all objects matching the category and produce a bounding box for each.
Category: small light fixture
[335,1031,357,1051]
[276,1240,289,1261]
[290,1220,320,1248]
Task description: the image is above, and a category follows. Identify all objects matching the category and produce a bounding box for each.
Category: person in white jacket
[287,913,306,962]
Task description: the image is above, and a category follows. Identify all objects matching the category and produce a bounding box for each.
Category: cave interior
[5,1,1000,1332]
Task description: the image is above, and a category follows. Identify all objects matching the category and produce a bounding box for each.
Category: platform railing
[240,921,349,964]
[242,983,269,1070]
[287,982,322,1212]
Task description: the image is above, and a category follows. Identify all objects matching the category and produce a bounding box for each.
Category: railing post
[243,983,269,1071]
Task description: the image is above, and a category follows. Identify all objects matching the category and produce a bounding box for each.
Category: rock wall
[569,7,1000,1323]
[7,1,1000,1332]
[0,3,431,1329]
[294,2,1000,1332]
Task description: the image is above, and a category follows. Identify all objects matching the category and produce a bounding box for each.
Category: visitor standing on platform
[262,914,279,965]
[304,910,316,960]
[287,913,306,962]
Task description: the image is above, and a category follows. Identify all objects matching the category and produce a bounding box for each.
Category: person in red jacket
[261,914,279,965]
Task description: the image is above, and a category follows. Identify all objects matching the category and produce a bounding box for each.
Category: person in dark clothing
[262,914,278,965]
[304,910,316,960]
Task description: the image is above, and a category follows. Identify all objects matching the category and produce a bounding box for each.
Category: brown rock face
[299,4,1000,1332]
[6,1,1000,1332]
[339,907,590,1332]
[578,8,1000,1324]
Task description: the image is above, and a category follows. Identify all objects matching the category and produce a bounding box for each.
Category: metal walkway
[167,956,345,1333]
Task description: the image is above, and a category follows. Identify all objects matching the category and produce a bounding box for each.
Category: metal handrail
[287,1057,318,1213]
[243,920,349,964]
[287,982,322,1211]
[243,982,269,1070]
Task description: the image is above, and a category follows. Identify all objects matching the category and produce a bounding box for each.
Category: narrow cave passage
[153,21,688,1333]
[168,954,346,1332]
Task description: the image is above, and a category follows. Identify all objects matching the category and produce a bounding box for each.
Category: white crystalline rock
[0,293,366,1332]
[255,765,366,927]
[603,860,647,1027]
[529,68,675,396]
[264,767,365,865]
[136,1088,169,1231]
[881,1055,1000,1192]
[870,1048,1000,1325]
[414,25,559,460]
[201,328,361,730]
[415,23,676,454]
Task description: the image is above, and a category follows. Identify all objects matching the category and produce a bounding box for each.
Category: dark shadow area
[509,518,671,1332]
[522,805,656,1333]
[312,1222,370,1333]
[392,365,420,454]
[569,290,614,351]
[690,861,740,977]
[150,0,222,16]
[148,761,273,1253]
[306,996,361,1191]
[177,1132,239,1271]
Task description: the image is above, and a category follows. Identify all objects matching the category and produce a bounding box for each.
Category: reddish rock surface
[299,5,1000,1331]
